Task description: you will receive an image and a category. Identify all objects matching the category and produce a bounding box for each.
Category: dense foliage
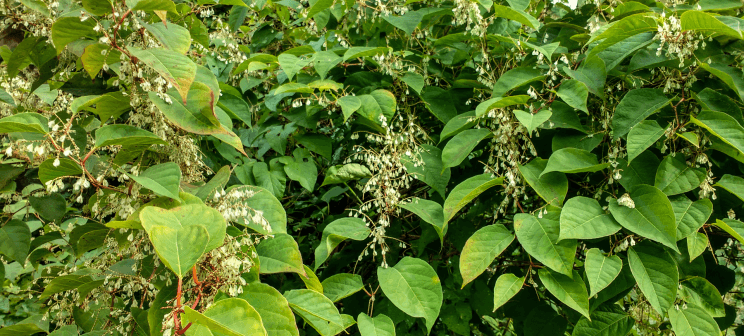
[2,0,744,335]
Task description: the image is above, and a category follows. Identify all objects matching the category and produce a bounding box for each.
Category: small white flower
[53,158,60,167]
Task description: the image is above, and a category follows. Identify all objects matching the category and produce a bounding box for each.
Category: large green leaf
[541,148,609,176]
[239,283,299,336]
[321,163,372,186]
[627,120,664,163]
[140,203,226,252]
[441,128,491,168]
[459,224,514,287]
[492,4,540,29]
[239,185,287,234]
[128,47,196,100]
[715,174,744,202]
[654,155,706,196]
[257,233,305,275]
[442,174,503,223]
[378,257,443,333]
[539,268,590,319]
[51,17,97,53]
[564,56,606,98]
[492,67,545,97]
[691,110,744,157]
[514,109,552,134]
[141,20,191,54]
[0,220,31,263]
[680,276,725,318]
[670,195,712,240]
[284,289,345,328]
[608,184,679,252]
[492,273,524,312]
[519,158,568,206]
[587,13,658,59]
[0,112,49,134]
[714,219,744,245]
[126,162,181,200]
[357,313,395,336]
[681,10,743,40]
[559,196,621,240]
[184,298,267,336]
[474,95,531,117]
[399,198,445,244]
[94,124,166,148]
[612,88,671,139]
[148,225,208,277]
[687,233,708,262]
[421,87,457,123]
[514,211,576,276]
[669,303,722,336]
[283,148,318,192]
[700,63,744,101]
[628,241,679,315]
[314,218,370,270]
[321,274,364,302]
[572,305,634,336]
[584,248,622,297]
[556,79,589,113]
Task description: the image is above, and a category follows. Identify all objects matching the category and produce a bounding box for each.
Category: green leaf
[681,10,743,40]
[314,218,369,270]
[399,198,445,244]
[514,211,577,276]
[343,46,389,61]
[321,273,364,302]
[300,265,324,293]
[691,110,744,157]
[541,148,609,176]
[627,120,665,163]
[183,298,267,336]
[313,50,343,80]
[559,196,621,240]
[126,0,177,12]
[612,89,671,139]
[256,233,305,275]
[141,20,191,54]
[29,193,67,221]
[616,151,660,190]
[252,162,286,198]
[421,87,457,123]
[701,63,744,101]
[519,158,568,206]
[693,87,743,126]
[378,257,442,333]
[460,224,514,287]
[680,276,725,318]
[383,10,424,35]
[715,219,744,244]
[72,92,130,122]
[401,72,424,94]
[38,271,102,301]
[284,289,345,328]
[0,220,31,263]
[94,124,166,148]
[278,53,309,81]
[402,144,451,199]
[556,79,589,113]
[321,163,372,186]
[81,43,121,78]
[128,47,196,100]
[492,67,545,97]
[337,95,362,121]
[357,313,395,336]
[715,174,744,202]
[194,165,231,201]
[587,13,658,59]
[669,303,722,336]
[670,195,712,240]
[307,0,333,19]
[654,155,706,196]
[628,241,679,315]
[82,0,111,15]
[584,248,622,297]
[492,4,540,29]
[514,109,552,134]
[38,158,82,183]
[0,112,48,134]
[239,185,287,234]
[140,203,226,252]
[572,305,634,336]
[492,273,524,312]
[564,56,606,98]
[127,162,181,200]
[239,283,300,336]
[539,268,590,319]
[51,17,97,53]
[442,174,503,223]
[283,148,318,192]
[687,233,708,261]
[149,225,208,277]
[441,128,491,168]
[474,95,531,117]
[608,185,679,252]
[440,111,476,143]
[295,134,332,159]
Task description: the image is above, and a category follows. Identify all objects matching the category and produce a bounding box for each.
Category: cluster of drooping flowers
[655,12,704,67]
[210,186,273,234]
[372,51,404,77]
[347,113,426,266]
[451,0,486,37]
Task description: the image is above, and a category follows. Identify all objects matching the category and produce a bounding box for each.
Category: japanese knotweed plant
[3,0,744,335]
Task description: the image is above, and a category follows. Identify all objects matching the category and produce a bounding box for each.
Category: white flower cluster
[655,13,704,67]
[211,186,273,234]
[452,0,487,37]
[617,193,635,208]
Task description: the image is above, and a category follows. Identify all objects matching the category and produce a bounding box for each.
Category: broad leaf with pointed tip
[128,47,196,100]
[690,110,744,157]
[628,241,678,316]
[314,218,370,270]
[541,148,609,176]
[714,219,744,244]
[239,283,299,336]
[459,224,514,287]
[654,155,706,196]
[400,198,445,244]
[140,203,226,252]
[556,79,589,113]
[284,289,345,328]
[492,273,523,312]
[572,305,634,336]
[126,162,181,200]
[148,225,208,278]
[627,120,664,163]
[443,174,503,223]
[584,248,622,297]
[670,195,712,240]
[183,298,267,336]
[321,274,364,302]
[257,233,305,275]
[715,174,744,202]
[358,313,395,336]
[539,268,590,319]
[492,67,545,97]
[378,257,442,333]
[514,109,552,134]
[687,233,708,261]
[441,128,491,168]
[559,196,621,240]
[669,303,721,336]
[608,185,679,252]
[514,211,577,276]
[612,88,671,139]
[519,158,568,206]
[680,276,725,318]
